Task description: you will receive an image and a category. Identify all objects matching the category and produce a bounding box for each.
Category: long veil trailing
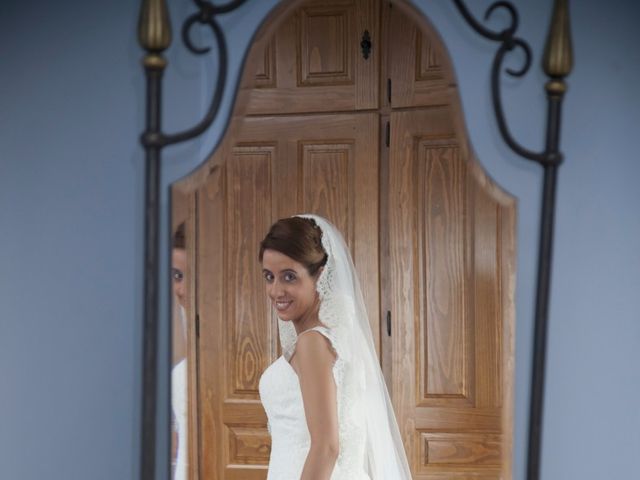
[277,214,413,479]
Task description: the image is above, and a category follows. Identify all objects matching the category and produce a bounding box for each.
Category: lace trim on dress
[283,326,336,361]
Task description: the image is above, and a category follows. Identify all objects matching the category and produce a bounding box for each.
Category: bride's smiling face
[261,249,320,322]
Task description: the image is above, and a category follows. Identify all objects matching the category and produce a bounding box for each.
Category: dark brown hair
[172,222,186,249]
[259,216,327,276]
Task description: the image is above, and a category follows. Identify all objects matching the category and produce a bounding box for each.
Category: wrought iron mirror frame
[137,0,573,478]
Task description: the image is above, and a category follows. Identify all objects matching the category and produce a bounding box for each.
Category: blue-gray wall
[1,0,638,479]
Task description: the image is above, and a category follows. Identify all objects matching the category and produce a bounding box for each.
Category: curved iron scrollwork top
[454,0,541,162]
[140,0,249,149]
[138,1,572,479]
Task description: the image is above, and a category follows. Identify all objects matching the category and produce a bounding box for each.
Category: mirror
[170,0,516,478]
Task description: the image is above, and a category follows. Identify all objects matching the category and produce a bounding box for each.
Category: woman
[258,214,412,480]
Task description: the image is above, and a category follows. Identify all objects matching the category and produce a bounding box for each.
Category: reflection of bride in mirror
[171,222,188,480]
[258,215,412,479]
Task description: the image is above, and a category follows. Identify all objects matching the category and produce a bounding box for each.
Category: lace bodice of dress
[258,325,370,480]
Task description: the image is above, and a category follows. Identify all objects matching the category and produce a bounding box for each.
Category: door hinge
[385,121,390,147]
[387,78,392,104]
[386,310,391,336]
[361,30,372,60]
[195,313,200,338]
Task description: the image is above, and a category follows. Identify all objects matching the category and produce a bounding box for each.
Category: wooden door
[195,112,379,479]
[382,5,515,477]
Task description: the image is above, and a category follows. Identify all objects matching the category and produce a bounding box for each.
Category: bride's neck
[293,299,321,335]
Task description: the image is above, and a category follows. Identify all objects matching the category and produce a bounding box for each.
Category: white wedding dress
[258,325,371,480]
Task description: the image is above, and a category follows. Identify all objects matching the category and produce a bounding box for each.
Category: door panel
[245,0,380,115]
[387,3,456,108]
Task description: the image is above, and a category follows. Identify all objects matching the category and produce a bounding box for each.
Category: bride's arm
[295,332,339,480]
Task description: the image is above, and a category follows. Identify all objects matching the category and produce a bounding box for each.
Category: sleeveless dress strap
[284,326,336,361]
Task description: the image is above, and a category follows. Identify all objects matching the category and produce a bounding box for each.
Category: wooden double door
[177,1,516,478]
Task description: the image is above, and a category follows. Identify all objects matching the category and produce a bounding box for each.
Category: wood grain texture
[227,146,275,396]
[422,432,502,466]
[474,185,502,408]
[253,38,277,89]
[388,3,455,108]
[299,4,353,86]
[196,166,228,479]
[419,141,470,403]
[300,142,353,239]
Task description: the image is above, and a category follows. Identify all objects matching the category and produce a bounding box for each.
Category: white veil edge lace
[277,214,412,479]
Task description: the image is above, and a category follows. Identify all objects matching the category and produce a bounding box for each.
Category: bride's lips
[274,300,293,312]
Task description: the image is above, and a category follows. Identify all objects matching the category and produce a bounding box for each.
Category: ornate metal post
[137,0,247,478]
[529,2,573,479]
[138,1,171,478]
[453,1,573,479]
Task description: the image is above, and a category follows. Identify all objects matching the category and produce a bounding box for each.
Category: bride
[258,214,412,479]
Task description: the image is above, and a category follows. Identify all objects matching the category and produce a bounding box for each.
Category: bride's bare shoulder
[289,329,337,375]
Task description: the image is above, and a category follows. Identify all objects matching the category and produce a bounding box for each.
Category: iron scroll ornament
[138,0,572,479]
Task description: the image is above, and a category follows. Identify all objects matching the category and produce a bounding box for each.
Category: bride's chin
[275,311,291,320]
[278,312,299,322]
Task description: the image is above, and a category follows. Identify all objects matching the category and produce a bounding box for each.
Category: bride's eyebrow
[261,267,298,275]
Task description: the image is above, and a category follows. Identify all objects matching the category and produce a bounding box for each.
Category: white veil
[277,214,412,479]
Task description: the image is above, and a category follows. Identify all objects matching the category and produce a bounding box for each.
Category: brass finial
[543,0,573,78]
[138,0,172,53]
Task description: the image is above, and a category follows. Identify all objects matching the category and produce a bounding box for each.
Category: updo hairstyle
[259,216,328,276]
[173,222,186,249]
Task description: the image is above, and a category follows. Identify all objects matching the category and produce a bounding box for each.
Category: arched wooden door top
[172,0,516,212]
